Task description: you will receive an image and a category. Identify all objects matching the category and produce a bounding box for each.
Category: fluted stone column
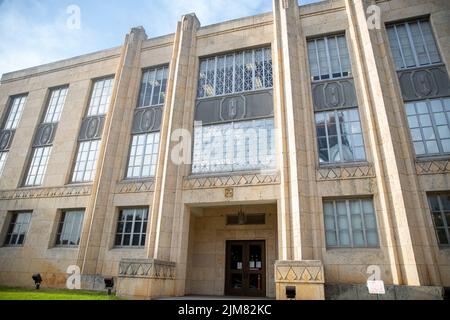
[145,14,200,297]
[345,0,441,286]
[272,0,324,300]
[77,27,147,288]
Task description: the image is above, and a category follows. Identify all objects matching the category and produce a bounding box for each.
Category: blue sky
[0,0,323,77]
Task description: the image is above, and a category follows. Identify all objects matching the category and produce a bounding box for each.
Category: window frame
[386,18,442,71]
[405,98,450,158]
[427,193,450,247]
[24,146,52,187]
[323,198,380,249]
[3,212,32,247]
[55,210,84,248]
[137,65,169,109]
[307,33,352,82]
[315,107,367,165]
[125,132,160,180]
[71,139,101,183]
[114,207,149,248]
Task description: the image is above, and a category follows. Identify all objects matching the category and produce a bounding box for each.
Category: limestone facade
[0,0,449,300]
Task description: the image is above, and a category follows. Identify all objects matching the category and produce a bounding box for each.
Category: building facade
[0,0,449,300]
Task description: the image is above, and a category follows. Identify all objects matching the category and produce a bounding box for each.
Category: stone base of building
[325,284,444,300]
[274,260,325,300]
[116,259,177,300]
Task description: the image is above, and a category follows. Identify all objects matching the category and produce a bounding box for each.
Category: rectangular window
[192,118,276,174]
[315,108,366,164]
[428,193,450,246]
[24,146,52,187]
[87,77,114,116]
[138,66,169,108]
[115,208,148,247]
[55,210,84,247]
[72,140,101,183]
[323,198,379,248]
[126,132,160,179]
[4,212,32,246]
[4,95,27,130]
[386,19,441,70]
[0,152,8,176]
[44,87,68,124]
[406,98,450,156]
[307,35,351,81]
[197,47,273,99]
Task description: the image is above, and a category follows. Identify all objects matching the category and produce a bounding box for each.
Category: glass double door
[225,241,266,297]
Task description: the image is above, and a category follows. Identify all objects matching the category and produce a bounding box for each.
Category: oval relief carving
[40,124,54,145]
[0,131,11,151]
[86,117,99,139]
[140,108,156,132]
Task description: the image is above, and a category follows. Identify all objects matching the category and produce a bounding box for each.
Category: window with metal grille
[386,19,441,70]
[427,193,450,246]
[55,210,84,247]
[197,47,273,99]
[307,34,351,81]
[115,208,148,247]
[323,198,379,248]
[4,212,32,247]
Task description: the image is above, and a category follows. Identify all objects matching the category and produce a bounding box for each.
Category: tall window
[24,87,68,187]
[55,210,84,247]
[307,35,351,81]
[428,193,450,246]
[197,47,273,99]
[114,208,148,247]
[386,19,441,71]
[125,66,167,179]
[72,77,114,183]
[4,212,32,247]
[315,109,366,164]
[193,48,275,174]
[406,98,450,156]
[307,35,366,165]
[0,95,27,177]
[323,198,379,248]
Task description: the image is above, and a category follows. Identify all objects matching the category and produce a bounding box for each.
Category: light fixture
[237,206,246,225]
[32,274,42,290]
[104,277,114,296]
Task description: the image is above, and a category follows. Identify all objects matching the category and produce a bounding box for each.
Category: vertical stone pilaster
[77,27,147,285]
[272,0,316,262]
[147,14,200,270]
[345,0,440,286]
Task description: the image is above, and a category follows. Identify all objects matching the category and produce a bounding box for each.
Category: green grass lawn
[0,287,121,300]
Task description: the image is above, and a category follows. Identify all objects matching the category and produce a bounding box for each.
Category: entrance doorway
[225,241,266,297]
